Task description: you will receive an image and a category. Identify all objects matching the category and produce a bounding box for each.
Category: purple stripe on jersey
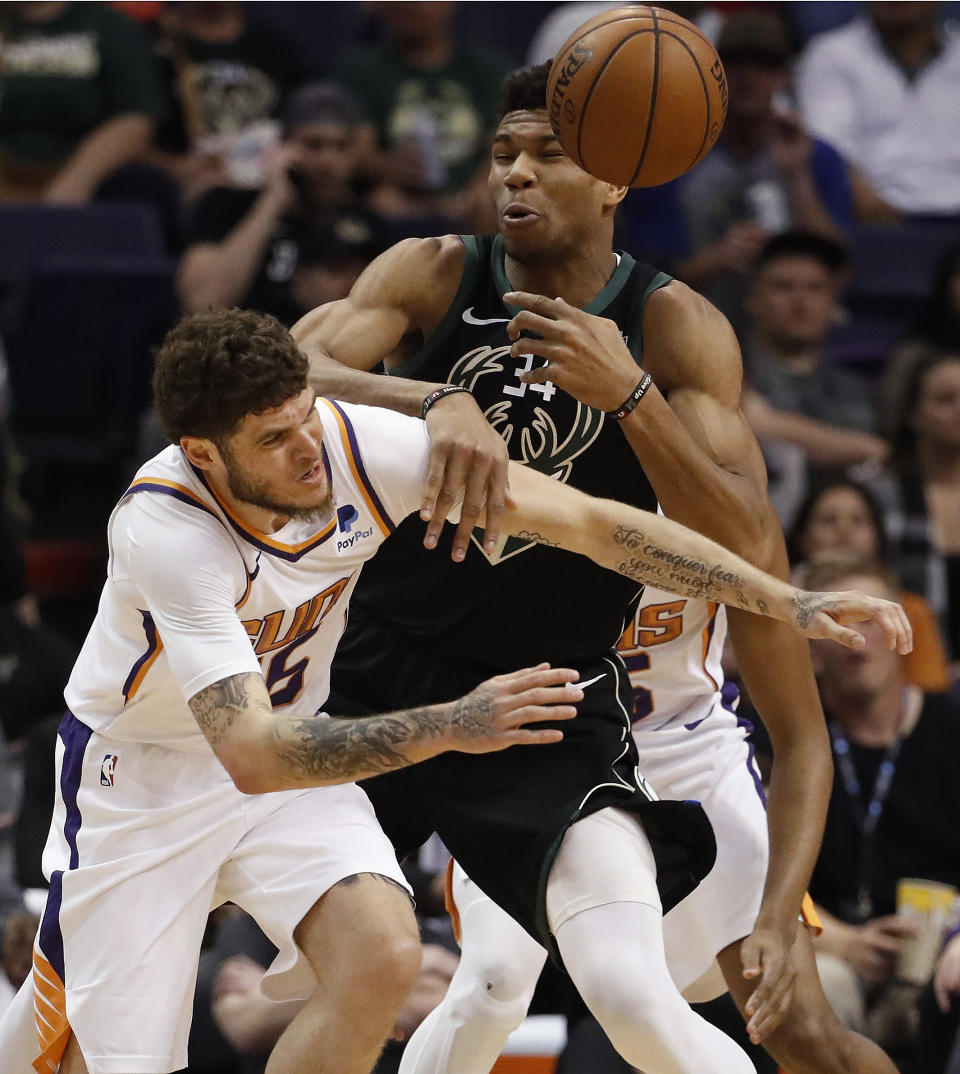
[327,400,395,533]
[188,464,337,562]
[722,691,767,805]
[121,610,159,702]
[38,712,93,980]
[124,482,219,520]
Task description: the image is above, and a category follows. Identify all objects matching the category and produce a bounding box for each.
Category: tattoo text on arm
[611,526,768,613]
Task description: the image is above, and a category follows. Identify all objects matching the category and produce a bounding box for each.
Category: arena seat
[0,202,165,280]
[6,256,177,536]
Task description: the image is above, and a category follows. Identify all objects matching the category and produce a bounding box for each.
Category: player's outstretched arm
[503,462,913,652]
[188,665,581,795]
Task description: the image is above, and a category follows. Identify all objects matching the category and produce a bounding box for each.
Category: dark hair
[153,309,308,444]
[787,475,890,565]
[498,62,551,119]
[753,229,850,276]
[887,342,960,474]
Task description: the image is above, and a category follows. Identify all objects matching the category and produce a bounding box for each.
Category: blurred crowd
[0,3,959,1073]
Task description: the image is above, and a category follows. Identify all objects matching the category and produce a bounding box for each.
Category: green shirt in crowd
[334,38,512,193]
[0,2,161,167]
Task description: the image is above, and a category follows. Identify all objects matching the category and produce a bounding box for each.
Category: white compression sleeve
[399,866,547,1074]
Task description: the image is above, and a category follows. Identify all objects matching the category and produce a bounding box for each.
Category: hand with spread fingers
[505,290,642,413]
[420,389,511,561]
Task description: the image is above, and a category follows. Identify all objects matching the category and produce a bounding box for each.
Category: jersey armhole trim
[388,235,480,380]
[628,270,672,362]
[319,398,395,537]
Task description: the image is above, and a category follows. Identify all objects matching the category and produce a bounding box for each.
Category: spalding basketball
[547,5,728,187]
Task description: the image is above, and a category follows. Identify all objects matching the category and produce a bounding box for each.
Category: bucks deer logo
[448,346,606,562]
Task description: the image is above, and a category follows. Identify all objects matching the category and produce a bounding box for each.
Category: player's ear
[180,435,219,472]
[602,182,628,209]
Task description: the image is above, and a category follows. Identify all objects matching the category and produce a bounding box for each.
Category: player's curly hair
[498,62,551,119]
[153,308,308,444]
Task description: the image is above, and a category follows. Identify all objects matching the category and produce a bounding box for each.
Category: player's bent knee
[467,954,539,1008]
[361,931,423,1005]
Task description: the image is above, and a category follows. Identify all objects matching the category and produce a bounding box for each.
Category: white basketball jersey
[616,583,728,731]
[64,399,430,750]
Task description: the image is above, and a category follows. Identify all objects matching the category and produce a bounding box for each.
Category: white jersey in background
[616,584,727,731]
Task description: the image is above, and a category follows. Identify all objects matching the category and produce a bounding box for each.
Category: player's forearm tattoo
[270,683,499,783]
[189,672,268,747]
[515,530,561,548]
[793,591,838,628]
[611,527,743,600]
[271,708,445,781]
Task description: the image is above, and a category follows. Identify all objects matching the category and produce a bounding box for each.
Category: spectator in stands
[788,476,951,692]
[665,11,852,329]
[916,240,960,352]
[177,82,385,325]
[0,2,161,203]
[740,230,879,525]
[871,345,960,666]
[333,2,512,227]
[802,553,960,1066]
[146,2,314,204]
[796,2,960,221]
[880,240,960,434]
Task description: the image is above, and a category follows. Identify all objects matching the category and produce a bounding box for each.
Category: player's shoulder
[359,234,466,320]
[642,279,741,390]
[316,397,428,464]
[375,234,466,283]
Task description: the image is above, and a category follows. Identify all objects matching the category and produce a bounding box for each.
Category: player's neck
[503,246,619,309]
[205,469,292,535]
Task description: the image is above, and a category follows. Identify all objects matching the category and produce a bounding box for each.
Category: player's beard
[220,444,333,526]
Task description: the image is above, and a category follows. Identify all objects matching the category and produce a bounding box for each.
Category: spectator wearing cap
[177,82,387,325]
[796,2,960,221]
[620,11,853,334]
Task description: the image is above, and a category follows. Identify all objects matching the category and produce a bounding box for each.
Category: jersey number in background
[617,600,686,722]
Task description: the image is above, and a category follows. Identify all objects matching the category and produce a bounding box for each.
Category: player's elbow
[217,739,283,796]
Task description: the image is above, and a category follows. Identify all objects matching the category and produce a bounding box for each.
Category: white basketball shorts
[32,713,409,1074]
[633,697,769,997]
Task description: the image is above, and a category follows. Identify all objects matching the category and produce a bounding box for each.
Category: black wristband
[421,384,471,420]
[607,372,653,421]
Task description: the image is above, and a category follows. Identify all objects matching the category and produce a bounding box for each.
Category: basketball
[546,5,728,187]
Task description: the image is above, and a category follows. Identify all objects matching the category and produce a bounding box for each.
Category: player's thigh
[38,723,238,1073]
[219,781,414,1001]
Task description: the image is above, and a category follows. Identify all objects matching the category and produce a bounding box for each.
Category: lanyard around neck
[829,713,906,921]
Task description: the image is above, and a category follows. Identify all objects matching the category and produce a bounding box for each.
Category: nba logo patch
[100,754,118,787]
[337,504,359,533]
